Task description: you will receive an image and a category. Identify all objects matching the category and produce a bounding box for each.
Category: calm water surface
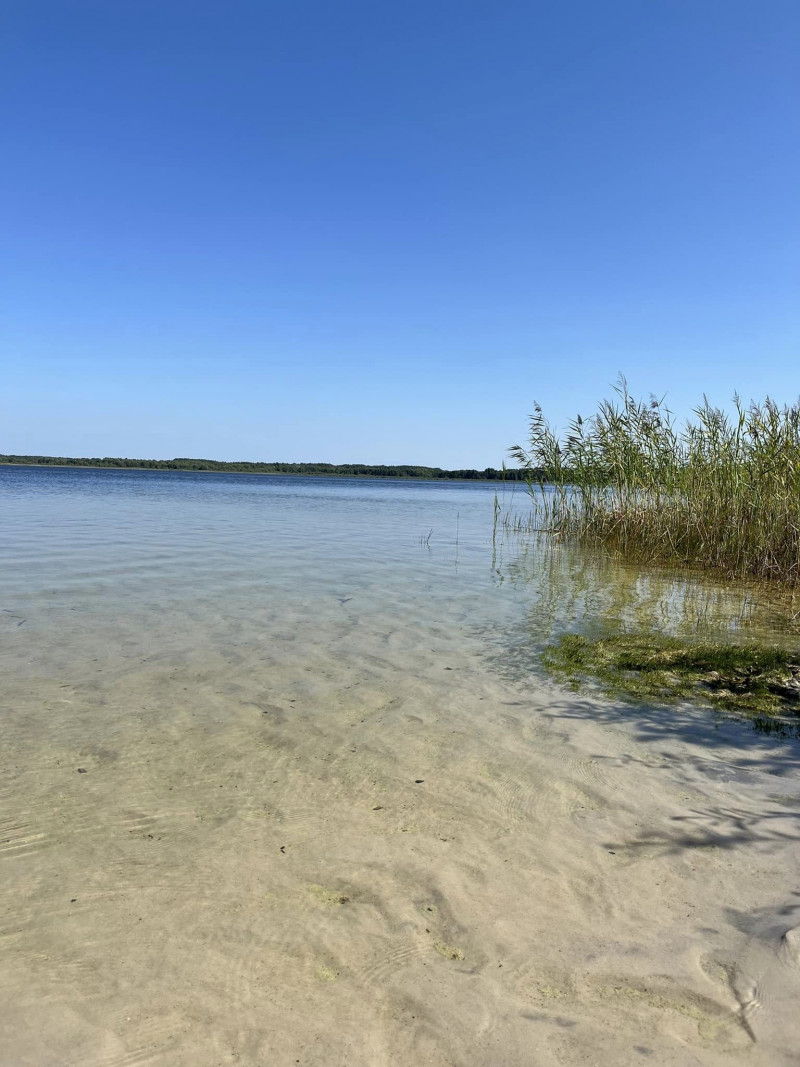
[1,465,796,686]
[0,467,517,668]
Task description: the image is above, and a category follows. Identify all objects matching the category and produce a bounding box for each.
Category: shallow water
[2,466,800,1065]
[3,466,796,685]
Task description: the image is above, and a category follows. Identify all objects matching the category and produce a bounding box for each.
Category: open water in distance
[1,465,796,685]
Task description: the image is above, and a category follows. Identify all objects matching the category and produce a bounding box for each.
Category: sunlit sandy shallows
[2,467,799,1066]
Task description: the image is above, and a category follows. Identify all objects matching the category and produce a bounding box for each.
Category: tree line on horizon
[0,454,537,481]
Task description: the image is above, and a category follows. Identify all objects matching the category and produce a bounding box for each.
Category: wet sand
[2,598,800,1066]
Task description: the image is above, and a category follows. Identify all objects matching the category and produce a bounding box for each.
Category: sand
[2,595,800,1067]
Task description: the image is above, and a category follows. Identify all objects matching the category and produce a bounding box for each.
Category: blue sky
[2,0,798,467]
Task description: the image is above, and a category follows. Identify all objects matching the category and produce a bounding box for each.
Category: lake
[2,466,799,1066]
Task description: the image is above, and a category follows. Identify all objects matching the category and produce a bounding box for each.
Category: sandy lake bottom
[2,468,800,1066]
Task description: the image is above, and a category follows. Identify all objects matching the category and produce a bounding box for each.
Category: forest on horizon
[0,454,535,481]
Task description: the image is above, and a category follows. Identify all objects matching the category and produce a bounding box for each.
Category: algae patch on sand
[306,884,350,907]
[543,633,800,726]
[433,940,465,961]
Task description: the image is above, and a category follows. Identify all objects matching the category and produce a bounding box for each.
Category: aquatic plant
[510,378,800,585]
[543,632,800,726]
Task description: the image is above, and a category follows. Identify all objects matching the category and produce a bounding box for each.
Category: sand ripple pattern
[3,468,800,1065]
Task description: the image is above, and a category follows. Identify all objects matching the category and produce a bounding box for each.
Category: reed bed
[509,379,800,586]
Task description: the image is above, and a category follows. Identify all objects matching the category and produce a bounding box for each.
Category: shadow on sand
[545,690,800,859]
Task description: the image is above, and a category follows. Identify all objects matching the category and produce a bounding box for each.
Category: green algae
[543,632,800,721]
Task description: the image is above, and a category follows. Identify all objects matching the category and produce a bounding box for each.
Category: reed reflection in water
[485,530,800,735]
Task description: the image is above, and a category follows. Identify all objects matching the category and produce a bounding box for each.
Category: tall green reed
[509,378,800,585]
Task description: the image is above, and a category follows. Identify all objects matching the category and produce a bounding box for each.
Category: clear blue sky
[2,1,798,467]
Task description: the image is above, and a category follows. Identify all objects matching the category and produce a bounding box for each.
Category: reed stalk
[510,378,800,586]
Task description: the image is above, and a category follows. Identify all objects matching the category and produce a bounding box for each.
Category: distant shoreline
[0,456,535,482]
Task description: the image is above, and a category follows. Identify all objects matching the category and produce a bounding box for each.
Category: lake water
[2,466,800,1066]
[2,465,796,684]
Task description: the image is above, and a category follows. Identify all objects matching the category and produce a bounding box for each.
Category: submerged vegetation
[543,632,800,724]
[508,381,800,727]
[510,379,800,585]
[490,530,800,731]
[0,455,532,481]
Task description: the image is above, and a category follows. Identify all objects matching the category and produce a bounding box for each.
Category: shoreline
[0,461,525,483]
